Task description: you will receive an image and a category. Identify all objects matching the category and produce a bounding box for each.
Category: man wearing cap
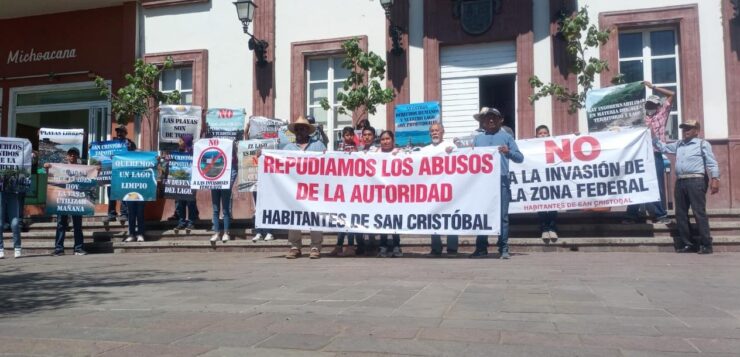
[653,119,720,254]
[470,107,523,259]
[283,116,327,259]
[105,125,136,223]
[624,81,675,224]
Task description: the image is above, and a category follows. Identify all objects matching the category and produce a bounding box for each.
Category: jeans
[55,215,83,253]
[431,235,458,253]
[538,211,558,233]
[0,192,22,250]
[626,152,668,220]
[379,234,400,248]
[251,192,271,235]
[107,186,128,217]
[476,176,511,253]
[211,189,232,233]
[126,201,146,236]
[176,199,197,225]
[674,178,712,249]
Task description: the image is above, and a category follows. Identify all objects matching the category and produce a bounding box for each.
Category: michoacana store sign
[6,48,77,65]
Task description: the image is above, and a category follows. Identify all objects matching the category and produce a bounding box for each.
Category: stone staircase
[7,209,740,256]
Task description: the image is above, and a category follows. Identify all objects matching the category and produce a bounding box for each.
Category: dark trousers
[107,186,128,217]
[55,215,83,253]
[538,211,558,233]
[379,234,400,248]
[674,178,712,249]
[126,202,146,236]
[176,200,197,225]
[626,152,668,219]
[336,233,360,246]
[476,177,511,253]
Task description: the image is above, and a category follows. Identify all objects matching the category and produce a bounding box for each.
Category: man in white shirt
[418,123,458,256]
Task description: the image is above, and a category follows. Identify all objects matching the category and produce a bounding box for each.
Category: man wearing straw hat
[470,107,523,259]
[283,116,327,259]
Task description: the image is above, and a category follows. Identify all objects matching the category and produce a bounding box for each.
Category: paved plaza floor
[1,251,740,356]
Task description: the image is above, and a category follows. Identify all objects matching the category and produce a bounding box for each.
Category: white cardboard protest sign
[191,138,234,190]
[256,148,501,235]
[508,128,660,213]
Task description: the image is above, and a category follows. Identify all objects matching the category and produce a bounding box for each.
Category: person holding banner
[375,130,403,258]
[470,107,523,259]
[418,123,459,257]
[330,127,363,256]
[624,82,675,225]
[48,148,87,256]
[653,119,720,254]
[534,125,559,242]
[284,116,327,259]
[106,125,136,223]
[0,141,29,259]
[174,134,198,232]
[209,143,238,243]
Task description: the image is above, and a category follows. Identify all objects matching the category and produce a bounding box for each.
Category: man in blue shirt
[470,107,524,259]
[654,119,720,254]
[284,116,327,259]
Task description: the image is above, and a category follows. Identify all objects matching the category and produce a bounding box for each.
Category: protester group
[0,81,721,259]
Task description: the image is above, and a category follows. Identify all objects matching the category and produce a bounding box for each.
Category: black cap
[67,147,80,156]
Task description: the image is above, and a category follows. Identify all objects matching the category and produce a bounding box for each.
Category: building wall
[143,0,253,112]
[274,0,387,128]
[582,0,728,139]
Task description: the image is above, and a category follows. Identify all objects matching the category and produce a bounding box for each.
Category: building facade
[2,0,739,215]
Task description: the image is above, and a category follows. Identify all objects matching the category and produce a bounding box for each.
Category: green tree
[529,6,624,114]
[320,38,395,119]
[94,58,181,147]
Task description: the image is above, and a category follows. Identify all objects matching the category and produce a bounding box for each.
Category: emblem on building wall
[453,0,502,36]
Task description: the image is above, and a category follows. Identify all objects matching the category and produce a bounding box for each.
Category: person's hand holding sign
[498,145,510,155]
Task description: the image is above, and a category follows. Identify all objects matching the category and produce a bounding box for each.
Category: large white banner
[256,149,502,235]
[191,138,234,190]
[509,128,660,213]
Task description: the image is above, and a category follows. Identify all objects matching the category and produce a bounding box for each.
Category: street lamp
[234,0,269,66]
[379,0,403,55]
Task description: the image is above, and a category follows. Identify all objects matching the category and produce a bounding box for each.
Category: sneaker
[14,248,21,258]
[264,233,274,241]
[309,248,321,259]
[698,246,713,255]
[328,246,342,256]
[104,215,117,223]
[655,216,672,224]
[119,215,128,223]
[51,250,64,256]
[136,235,145,242]
[0,250,4,259]
[124,236,135,243]
[391,247,403,258]
[222,233,231,242]
[252,233,263,242]
[469,250,488,259]
[210,233,221,242]
[500,251,511,260]
[286,248,301,259]
[185,222,195,230]
[74,250,88,256]
[377,246,388,258]
[549,231,558,242]
[541,231,551,243]
[175,223,187,231]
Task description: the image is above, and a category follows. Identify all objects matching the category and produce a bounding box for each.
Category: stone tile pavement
[1,251,740,356]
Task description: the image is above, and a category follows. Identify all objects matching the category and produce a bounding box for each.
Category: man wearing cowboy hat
[283,116,327,259]
[470,107,523,259]
[624,81,675,225]
[653,119,720,254]
[105,124,137,223]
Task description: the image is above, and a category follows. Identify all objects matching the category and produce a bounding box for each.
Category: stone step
[9,235,740,256]
[16,221,740,242]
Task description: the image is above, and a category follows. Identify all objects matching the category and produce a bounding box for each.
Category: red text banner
[509,128,660,213]
[256,149,502,235]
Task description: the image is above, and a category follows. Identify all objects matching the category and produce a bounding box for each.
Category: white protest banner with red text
[191,138,233,190]
[508,128,660,213]
[256,149,501,235]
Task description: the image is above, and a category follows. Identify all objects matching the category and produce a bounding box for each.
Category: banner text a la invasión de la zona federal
[508,128,660,213]
[256,148,502,235]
